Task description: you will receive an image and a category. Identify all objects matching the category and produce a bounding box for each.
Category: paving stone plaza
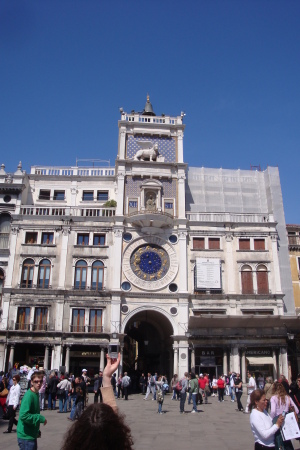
[0,393,262,450]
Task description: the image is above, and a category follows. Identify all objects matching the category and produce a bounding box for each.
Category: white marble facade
[0,99,295,380]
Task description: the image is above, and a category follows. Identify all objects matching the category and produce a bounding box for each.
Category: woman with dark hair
[249,389,284,449]
[61,354,133,450]
[3,374,21,433]
[0,376,8,417]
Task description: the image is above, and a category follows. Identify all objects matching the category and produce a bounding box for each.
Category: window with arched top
[91,261,104,290]
[74,260,87,289]
[38,259,51,288]
[21,258,35,288]
[257,264,269,294]
[0,214,11,249]
[241,265,253,294]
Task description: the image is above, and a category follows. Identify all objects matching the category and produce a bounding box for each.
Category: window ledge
[237,250,268,252]
[191,248,223,251]
[22,244,56,247]
[74,245,108,248]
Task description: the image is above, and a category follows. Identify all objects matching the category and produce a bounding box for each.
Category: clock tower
[112,96,189,376]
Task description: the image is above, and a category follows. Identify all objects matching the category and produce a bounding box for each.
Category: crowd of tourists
[1,364,300,449]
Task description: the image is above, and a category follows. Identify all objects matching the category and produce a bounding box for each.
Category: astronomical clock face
[123,236,178,291]
[130,244,170,281]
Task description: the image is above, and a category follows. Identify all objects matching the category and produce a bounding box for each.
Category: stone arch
[121,305,177,335]
[122,306,176,378]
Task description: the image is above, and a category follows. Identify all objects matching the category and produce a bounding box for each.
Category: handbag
[0,388,8,397]
[56,388,65,396]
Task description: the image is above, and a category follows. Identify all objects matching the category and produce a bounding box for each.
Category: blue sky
[1,0,299,223]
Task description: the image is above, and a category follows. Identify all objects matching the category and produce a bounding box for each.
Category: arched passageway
[123,309,173,379]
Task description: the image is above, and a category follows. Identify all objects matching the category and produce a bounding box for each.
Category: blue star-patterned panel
[126,135,176,163]
[125,177,177,198]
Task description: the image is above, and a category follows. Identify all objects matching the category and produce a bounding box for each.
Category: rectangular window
[165,202,173,209]
[93,234,105,246]
[53,190,65,201]
[34,307,48,331]
[129,201,137,208]
[77,234,89,245]
[16,307,31,330]
[89,309,103,332]
[239,239,250,250]
[25,232,38,244]
[41,232,54,245]
[82,191,94,201]
[39,190,50,200]
[71,309,85,332]
[254,239,265,250]
[193,238,205,250]
[208,238,220,250]
[97,191,109,201]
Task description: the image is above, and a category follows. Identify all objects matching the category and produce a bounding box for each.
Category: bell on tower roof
[142,94,156,116]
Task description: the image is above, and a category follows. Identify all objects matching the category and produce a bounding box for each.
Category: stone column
[58,228,70,289]
[112,228,123,289]
[280,347,288,379]
[241,350,246,383]
[223,348,228,375]
[44,346,49,370]
[191,348,195,372]
[177,172,186,220]
[272,349,277,380]
[178,230,188,292]
[178,341,189,378]
[100,348,105,371]
[173,344,179,375]
[8,345,15,370]
[65,346,71,373]
[5,227,18,287]
[51,346,55,370]
[271,234,282,294]
[119,346,124,376]
[231,346,240,374]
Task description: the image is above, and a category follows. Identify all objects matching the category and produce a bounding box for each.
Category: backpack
[175,380,182,392]
[157,389,164,403]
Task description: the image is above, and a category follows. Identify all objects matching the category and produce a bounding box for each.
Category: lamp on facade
[287,333,295,340]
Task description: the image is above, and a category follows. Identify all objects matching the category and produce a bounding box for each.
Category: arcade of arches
[123,310,173,379]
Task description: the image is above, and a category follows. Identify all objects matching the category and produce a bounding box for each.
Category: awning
[246,357,274,365]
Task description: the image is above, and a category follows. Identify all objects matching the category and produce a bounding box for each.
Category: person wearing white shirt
[249,389,284,449]
[3,374,21,433]
[245,371,256,413]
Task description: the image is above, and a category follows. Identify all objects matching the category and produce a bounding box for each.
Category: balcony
[20,206,115,218]
[11,322,48,331]
[288,235,300,249]
[126,209,174,229]
[69,325,103,333]
[186,212,272,224]
[31,166,115,177]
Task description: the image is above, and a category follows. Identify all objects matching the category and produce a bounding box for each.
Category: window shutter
[193,238,205,249]
[241,271,253,294]
[208,238,220,250]
[239,239,250,250]
[257,271,268,294]
[254,239,265,250]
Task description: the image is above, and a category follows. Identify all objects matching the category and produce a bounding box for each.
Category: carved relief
[133,142,159,161]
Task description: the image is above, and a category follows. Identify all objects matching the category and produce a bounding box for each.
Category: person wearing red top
[217,375,225,402]
[198,374,208,404]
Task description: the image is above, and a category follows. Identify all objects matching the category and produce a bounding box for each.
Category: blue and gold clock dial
[130,244,170,281]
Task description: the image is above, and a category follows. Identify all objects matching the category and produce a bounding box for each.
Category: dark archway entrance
[123,310,173,380]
